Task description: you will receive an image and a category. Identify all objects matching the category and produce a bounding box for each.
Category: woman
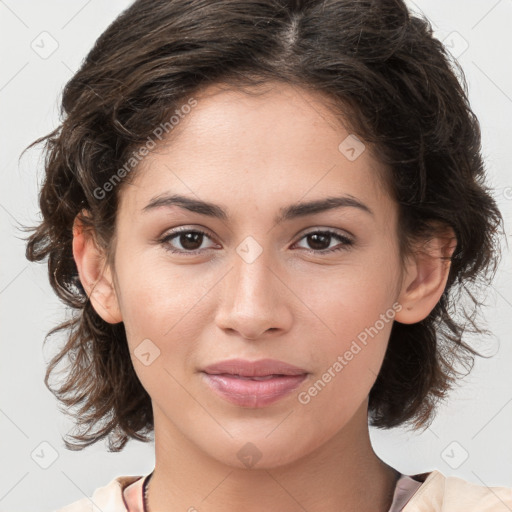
[24,0,511,510]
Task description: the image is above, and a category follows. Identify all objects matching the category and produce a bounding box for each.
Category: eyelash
[158,228,354,256]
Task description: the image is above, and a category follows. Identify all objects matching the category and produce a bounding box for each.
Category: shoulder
[403,469,512,511]
[51,475,142,512]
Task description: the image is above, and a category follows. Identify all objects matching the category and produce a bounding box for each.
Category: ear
[72,210,122,324]
[394,225,457,324]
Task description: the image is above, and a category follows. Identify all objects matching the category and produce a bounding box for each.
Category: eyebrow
[142,193,374,223]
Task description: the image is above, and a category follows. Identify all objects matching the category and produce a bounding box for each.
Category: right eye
[159,228,219,255]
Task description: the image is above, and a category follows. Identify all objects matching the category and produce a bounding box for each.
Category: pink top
[122,471,425,512]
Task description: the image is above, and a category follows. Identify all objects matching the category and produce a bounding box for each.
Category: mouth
[200,358,309,407]
[210,374,290,380]
[201,357,308,377]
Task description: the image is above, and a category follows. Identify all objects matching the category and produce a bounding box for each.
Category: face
[106,81,407,468]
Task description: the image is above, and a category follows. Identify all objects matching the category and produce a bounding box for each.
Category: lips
[201,358,308,378]
[200,358,309,407]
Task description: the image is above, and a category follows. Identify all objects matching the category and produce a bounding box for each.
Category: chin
[199,429,320,471]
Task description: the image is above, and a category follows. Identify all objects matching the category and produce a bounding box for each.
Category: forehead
[118,81,393,219]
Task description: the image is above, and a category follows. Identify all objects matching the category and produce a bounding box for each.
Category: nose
[214,247,293,341]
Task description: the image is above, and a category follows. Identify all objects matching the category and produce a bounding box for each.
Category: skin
[72,81,456,511]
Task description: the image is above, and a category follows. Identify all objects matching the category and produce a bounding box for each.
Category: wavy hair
[22,0,503,451]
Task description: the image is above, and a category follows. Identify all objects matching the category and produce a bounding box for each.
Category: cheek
[299,267,398,398]
[115,257,212,392]
[303,266,398,342]
[115,255,201,339]
[117,264,203,403]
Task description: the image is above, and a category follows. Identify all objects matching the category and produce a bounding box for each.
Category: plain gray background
[1,1,511,510]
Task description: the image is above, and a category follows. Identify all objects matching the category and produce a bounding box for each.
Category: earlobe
[394,228,457,325]
[72,211,123,324]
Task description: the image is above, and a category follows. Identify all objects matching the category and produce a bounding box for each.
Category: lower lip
[201,372,308,407]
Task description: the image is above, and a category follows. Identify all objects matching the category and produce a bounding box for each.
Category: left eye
[293,230,354,253]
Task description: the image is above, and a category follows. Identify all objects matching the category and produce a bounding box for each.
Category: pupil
[181,232,202,250]
[308,233,330,250]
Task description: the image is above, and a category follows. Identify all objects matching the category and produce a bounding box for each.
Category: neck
[147,402,400,512]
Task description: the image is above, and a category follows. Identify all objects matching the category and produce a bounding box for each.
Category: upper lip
[201,358,308,377]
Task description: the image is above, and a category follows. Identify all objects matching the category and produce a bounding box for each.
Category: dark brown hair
[22,0,504,451]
